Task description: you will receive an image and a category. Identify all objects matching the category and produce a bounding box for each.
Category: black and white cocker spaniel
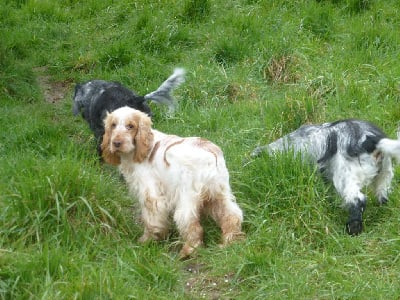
[101,106,245,257]
[73,68,185,155]
[252,119,400,235]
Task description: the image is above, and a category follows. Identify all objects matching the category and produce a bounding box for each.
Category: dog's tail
[376,138,400,162]
[144,68,185,112]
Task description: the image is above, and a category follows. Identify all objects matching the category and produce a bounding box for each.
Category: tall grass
[1,0,400,298]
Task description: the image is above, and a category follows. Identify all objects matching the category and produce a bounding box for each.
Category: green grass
[1,0,400,298]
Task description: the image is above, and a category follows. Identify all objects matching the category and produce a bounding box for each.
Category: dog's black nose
[113,141,122,148]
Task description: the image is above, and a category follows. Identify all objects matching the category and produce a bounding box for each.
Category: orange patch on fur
[195,138,222,166]
[163,139,185,166]
[101,115,121,165]
[149,141,161,163]
[132,112,154,163]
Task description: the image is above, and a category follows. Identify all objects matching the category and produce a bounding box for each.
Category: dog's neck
[118,153,138,176]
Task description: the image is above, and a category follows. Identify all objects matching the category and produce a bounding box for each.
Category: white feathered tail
[144,68,185,112]
[377,138,400,162]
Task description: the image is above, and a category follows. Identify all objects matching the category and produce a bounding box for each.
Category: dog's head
[72,83,85,116]
[101,106,154,165]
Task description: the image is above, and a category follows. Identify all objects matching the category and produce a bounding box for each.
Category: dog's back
[253,119,387,164]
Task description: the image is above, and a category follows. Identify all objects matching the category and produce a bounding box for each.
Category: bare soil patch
[34,66,71,103]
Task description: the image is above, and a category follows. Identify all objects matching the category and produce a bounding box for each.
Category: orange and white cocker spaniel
[101,106,244,257]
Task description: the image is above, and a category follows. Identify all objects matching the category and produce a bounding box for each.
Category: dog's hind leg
[371,156,393,205]
[205,191,245,245]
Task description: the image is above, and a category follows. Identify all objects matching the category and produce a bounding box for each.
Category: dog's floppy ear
[133,112,154,163]
[101,112,121,165]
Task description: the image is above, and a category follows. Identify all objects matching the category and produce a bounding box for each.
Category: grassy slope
[1,0,400,299]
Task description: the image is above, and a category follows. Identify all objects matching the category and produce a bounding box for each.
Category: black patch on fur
[328,119,386,157]
[90,86,152,139]
[73,81,154,157]
[362,135,381,153]
[346,121,364,157]
[317,131,338,164]
[346,198,366,236]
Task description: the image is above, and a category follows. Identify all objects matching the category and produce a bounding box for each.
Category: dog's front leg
[346,197,366,236]
[332,165,367,235]
[139,195,170,242]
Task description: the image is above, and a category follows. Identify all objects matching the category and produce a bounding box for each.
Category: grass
[1,0,400,298]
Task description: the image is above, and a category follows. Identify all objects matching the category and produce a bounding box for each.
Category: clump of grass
[301,4,334,39]
[0,60,40,103]
[180,0,211,22]
[99,42,132,70]
[223,83,242,103]
[214,39,246,66]
[353,27,395,56]
[23,0,68,22]
[274,95,320,132]
[306,75,337,101]
[346,0,371,14]
[169,26,197,49]
[240,150,338,243]
[69,51,98,73]
[263,55,299,84]
[1,150,132,247]
[132,12,185,61]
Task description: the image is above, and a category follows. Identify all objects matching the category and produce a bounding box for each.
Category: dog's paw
[221,231,246,245]
[179,245,196,259]
[346,219,363,236]
[179,240,203,259]
[378,196,388,205]
[138,234,152,243]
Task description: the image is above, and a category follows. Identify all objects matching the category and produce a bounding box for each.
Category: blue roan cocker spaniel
[73,68,185,155]
[252,119,400,235]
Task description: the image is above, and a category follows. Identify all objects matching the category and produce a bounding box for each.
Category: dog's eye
[111,123,116,128]
[126,124,134,130]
